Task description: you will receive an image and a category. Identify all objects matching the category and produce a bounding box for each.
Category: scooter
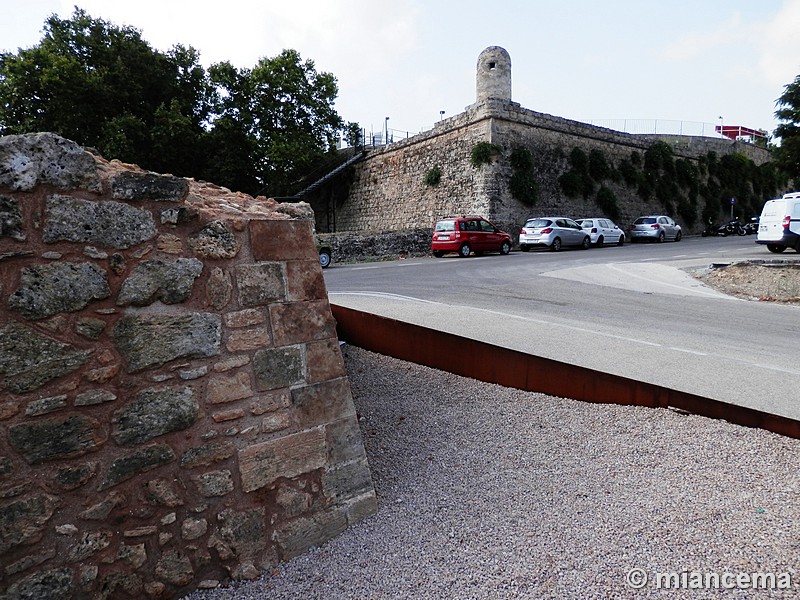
[744,216,759,235]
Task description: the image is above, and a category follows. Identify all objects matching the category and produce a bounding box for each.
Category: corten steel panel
[331,304,800,440]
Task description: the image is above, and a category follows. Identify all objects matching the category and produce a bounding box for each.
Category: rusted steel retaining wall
[331,305,800,440]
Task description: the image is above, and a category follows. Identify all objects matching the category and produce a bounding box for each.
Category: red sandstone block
[287,260,327,302]
[238,427,327,492]
[206,371,253,404]
[225,328,271,352]
[270,301,337,346]
[306,338,346,384]
[250,220,317,261]
[212,408,246,423]
[290,378,355,430]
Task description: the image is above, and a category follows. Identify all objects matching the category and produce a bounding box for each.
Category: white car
[576,218,625,246]
[518,217,591,252]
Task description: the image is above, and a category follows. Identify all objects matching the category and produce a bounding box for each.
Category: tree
[774,74,800,183]
[0,8,211,176]
[206,50,344,196]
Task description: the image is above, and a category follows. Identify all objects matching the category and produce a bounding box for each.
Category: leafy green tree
[774,74,800,184]
[0,8,211,177]
[206,50,344,196]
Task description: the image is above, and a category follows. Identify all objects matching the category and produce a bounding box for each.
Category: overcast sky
[2,1,799,141]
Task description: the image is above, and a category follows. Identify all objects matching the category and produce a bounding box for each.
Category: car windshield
[435,220,456,232]
[525,219,551,228]
[635,217,657,224]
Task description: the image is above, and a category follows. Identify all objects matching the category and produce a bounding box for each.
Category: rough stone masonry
[0,132,376,599]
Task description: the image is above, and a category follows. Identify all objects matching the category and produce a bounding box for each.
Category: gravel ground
[185,346,800,600]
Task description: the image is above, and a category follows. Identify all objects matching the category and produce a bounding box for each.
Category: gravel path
[185,346,800,599]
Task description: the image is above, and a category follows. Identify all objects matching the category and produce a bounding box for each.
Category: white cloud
[758,0,800,86]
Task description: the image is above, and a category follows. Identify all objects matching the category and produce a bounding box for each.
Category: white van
[756,191,800,253]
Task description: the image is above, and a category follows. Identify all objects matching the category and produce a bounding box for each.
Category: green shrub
[470,142,501,167]
[424,165,442,186]
[588,149,612,181]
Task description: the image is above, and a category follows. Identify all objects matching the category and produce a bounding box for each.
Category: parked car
[575,217,625,246]
[431,215,512,257]
[315,237,332,268]
[756,191,800,253]
[630,215,682,242]
[518,217,591,252]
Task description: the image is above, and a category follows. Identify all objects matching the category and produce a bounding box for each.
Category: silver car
[576,217,625,246]
[519,217,591,252]
[630,215,682,243]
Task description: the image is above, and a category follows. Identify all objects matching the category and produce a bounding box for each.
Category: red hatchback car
[431,215,512,257]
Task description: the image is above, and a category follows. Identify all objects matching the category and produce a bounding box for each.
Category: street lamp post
[439,110,445,122]
[384,117,389,145]
[718,116,724,139]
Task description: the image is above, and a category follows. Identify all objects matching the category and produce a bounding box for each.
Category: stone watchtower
[476,46,512,103]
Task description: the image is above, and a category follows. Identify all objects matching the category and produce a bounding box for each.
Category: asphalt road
[324,235,800,421]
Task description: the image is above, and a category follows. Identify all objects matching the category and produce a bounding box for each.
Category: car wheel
[596,236,604,247]
[433,251,444,258]
[675,231,682,242]
[617,234,625,246]
[500,240,511,255]
[581,236,591,250]
[767,244,786,253]
[458,243,471,258]
[657,232,665,243]
[319,250,331,268]
[550,237,562,252]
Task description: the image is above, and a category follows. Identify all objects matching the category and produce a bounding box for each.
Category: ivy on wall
[558,141,788,227]
[470,142,502,167]
[509,146,539,206]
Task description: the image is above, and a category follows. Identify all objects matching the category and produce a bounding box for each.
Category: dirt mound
[693,260,800,304]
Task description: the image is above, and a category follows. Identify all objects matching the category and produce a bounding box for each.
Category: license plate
[438,235,450,240]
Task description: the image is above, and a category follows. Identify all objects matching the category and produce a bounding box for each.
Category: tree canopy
[774,74,800,184]
[0,8,347,196]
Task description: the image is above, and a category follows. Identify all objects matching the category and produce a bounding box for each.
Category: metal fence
[587,119,729,138]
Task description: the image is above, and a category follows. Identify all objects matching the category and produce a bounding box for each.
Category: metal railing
[586,118,762,140]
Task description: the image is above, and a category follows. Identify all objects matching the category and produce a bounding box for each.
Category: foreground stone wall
[312,99,772,236]
[0,133,376,599]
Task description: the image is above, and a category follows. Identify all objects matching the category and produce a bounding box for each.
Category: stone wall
[0,133,376,599]
[309,98,773,237]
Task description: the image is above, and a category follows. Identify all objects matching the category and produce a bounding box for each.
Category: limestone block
[9,414,102,464]
[213,506,268,561]
[188,220,239,259]
[0,493,60,553]
[116,257,203,306]
[112,313,221,373]
[143,478,184,507]
[0,195,25,240]
[206,267,232,309]
[154,550,194,586]
[238,428,327,493]
[54,462,98,490]
[252,346,304,391]
[290,379,355,429]
[1,568,75,600]
[43,195,156,249]
[112,386,198,446]
[0,132,100,192]
[8,261,111,320]
[235,263,286,306]
[111,171,188,202]
[180,442,236,469]
[0,323,91,393]
[98,444,176,491]
[193,469,234,497]
[272,508,348,560]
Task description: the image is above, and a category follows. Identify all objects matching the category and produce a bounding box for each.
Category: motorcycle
[701,219,747,237]
[744,216,759,235]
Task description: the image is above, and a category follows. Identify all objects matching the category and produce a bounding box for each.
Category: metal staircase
[292,148,367,198]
